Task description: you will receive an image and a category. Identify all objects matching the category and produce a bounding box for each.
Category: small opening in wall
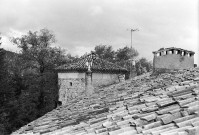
[184,51,187,56]
[177,50,181,55]
[70,82,72,86]
[171,49,175,54]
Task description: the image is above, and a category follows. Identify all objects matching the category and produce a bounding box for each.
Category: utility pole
[127,28,139,78]
[129,28,139,49]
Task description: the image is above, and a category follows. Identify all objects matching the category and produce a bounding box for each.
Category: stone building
[56,56,127,105]
[153,47,195,70]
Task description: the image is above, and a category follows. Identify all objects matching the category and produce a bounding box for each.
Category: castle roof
[56,57,128,73]
[153,47,195,54]
[12,67,199,135]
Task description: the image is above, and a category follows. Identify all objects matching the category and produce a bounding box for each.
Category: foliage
[93,45,151,78]
[0,29,76,135]
[0,30,152,135]
[11,29,68,73]
[94,45,115,62]
[135,58,152,75]
[115,46,139,61]
[0,33,2,45]
[93,45,139,68]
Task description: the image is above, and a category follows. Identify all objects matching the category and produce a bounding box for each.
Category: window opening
[171,49,174,54]
[177,50,181,55]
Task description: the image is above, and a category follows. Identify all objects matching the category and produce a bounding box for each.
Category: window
[171,49,175,54]
[184,51,187,56]
[70,82,72,86]
[177,50,181,55]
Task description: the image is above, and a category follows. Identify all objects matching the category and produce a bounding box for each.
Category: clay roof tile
[56,57,128,73]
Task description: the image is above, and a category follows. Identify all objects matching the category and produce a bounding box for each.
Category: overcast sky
[0,0,198,64]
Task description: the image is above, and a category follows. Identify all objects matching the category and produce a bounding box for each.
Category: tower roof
[152,47,195,54]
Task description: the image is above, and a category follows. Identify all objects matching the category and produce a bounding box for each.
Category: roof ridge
[56,57,128,73]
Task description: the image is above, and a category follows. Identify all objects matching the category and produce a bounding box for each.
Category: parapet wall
[92,73,120,88]
[153,49,194,70]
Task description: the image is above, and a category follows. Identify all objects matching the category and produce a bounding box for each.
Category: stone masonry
[153,47,195,70]
[58,78,86,104]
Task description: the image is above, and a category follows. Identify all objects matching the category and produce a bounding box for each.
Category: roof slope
[56,57,128,73]
[12,68,199,135]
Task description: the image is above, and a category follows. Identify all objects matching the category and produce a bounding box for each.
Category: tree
[0,33,2,45]
[94,45,115,62]
[11,29,67,74]
[115,46,139,61]
[11,28,68,118]
[135,58,152,75]
[0,34,7,104]
[0,29,79,134]
[0,34,17,135]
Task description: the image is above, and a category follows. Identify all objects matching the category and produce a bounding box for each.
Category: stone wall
[58,73,86,104]
[92,73,120,88]
[58,72,123,105]
[153,52,194,70]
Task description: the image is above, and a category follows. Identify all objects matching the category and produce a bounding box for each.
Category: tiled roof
[12,68,199,135]
[152,47,195,54]
[56,58,128,73]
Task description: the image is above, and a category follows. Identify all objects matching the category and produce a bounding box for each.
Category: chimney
[85,70,94,95]
[129,59,137,78]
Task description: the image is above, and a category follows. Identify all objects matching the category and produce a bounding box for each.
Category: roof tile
[150,126,177,135]
[140,113,157,122]
[176,117,199,128]
[12,68,199,135]
[160,126,192,135]
[156,104,180,115]
[142,120,162,130]
[117,129,137,135]
[185,126,199,135]
[56,57,127,73]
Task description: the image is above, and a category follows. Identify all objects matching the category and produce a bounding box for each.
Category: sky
[0,0,198,64]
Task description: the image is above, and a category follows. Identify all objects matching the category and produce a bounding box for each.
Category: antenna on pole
[127,28,139,49]
[127,28,139,79]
